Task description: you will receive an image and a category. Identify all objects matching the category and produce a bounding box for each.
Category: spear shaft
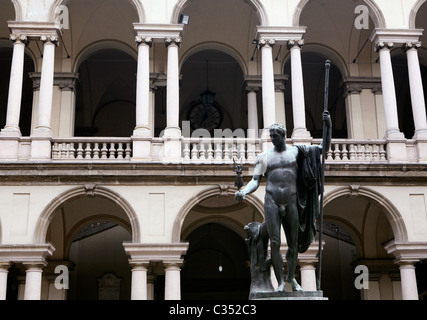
[317,60,331,291]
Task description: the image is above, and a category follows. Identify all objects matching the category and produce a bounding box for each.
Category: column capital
[9,34,28,44]
[22,262,47,270]
[245,86,260,93]
[287,39,304,50]
[403,41,422,52]
[40,35,59,46]
[163,260,185,269]
[165,37,182,48]
[371,86,382,95]
[274,74,289,92]
[384,241,427,263]
[0,261,11,270]
[375,41,394,52]
[135,36,153,47]
[258,38,275,49]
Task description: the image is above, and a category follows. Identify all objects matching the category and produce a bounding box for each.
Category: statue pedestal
[250,290,327,300]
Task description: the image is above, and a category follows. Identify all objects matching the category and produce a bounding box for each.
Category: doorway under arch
[38,187,138,300]
[321,188,404,300]
[181,222,251,300]
[178,191,264,300]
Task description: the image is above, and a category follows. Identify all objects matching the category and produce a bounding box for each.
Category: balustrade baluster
[101,143,108,159]
[191,143,198,161]
[207,142,214,161]
[342,143,349,161]
[93,143,100,159]
[117,143,124,159]
[364,144,371,161]
[125,143,132,159]
[333,143,341,161]
[108,143,116,159]
[183,141,190,161]
[76,143,84,159]
[214,141,222,161]
[85,143,92,159]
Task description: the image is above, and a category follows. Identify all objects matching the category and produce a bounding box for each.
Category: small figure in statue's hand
[233,158,244,191]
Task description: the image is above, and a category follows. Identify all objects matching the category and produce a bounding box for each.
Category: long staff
[317,60,331,291]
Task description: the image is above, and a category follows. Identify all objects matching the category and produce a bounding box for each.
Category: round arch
[10,0,22,21]
[72,40,137,74]
[171,0,268,25]
[33,185,141,243]
[49,0,145,23]
[409,0,427,29]
[292,0,386,29]
[282,43,349,78]
[180,42,248,76]
[172,185,264,242]
[323,186,408,243]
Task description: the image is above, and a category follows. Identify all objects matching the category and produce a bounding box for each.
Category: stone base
[250,290,327,300]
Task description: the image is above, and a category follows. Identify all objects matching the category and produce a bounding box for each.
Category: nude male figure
[235,111,331,292]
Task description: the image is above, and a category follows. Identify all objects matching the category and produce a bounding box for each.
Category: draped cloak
[295,145,323,253]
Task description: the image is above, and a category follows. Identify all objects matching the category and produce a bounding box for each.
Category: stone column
[404,42,427,161]
[165,37,181,135]
[31,35,58,160]
[23,263,45,300]
[135,36,152,137]
[377,42,401,137]
[404,42,427,137]
[132,36,153,161]
[376,42,407,161]
[274,75,287,129]
[35,35,57,135]
[0,34,28,160]
[259,38,276,136]
[0,262,10,300]
[130,262,149,300]
[162,37,182,163]
[298,242,319,291]
[300,263,317,291]
[344,85,364,139]
[246,87,259,139]
[397,260,419,300]
[2,34,28,136]
[164,262,183,300]
[287,40,310,139]
[57,73,78,137]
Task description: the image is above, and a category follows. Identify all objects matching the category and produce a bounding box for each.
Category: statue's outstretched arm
[235,154,266,202]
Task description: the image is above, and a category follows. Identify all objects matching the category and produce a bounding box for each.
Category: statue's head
[269,123,286,137]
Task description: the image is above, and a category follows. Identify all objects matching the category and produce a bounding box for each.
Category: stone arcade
[0,0,427,300]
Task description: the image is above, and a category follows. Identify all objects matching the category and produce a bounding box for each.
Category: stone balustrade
[48,137,392,164]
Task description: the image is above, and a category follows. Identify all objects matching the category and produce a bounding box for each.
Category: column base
[30,136,52,161]
[0,135,20,160]
[414,134,427,162]
[0,126,22,137]
[133,127,152,138]
[162,127,182,164]
[291,128,311,140]
[131,135,152,162]
[384,131,407,162]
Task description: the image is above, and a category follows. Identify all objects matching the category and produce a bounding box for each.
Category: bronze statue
[236,111,332,293]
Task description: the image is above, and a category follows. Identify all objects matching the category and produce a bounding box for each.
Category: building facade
[0,0,427,300]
